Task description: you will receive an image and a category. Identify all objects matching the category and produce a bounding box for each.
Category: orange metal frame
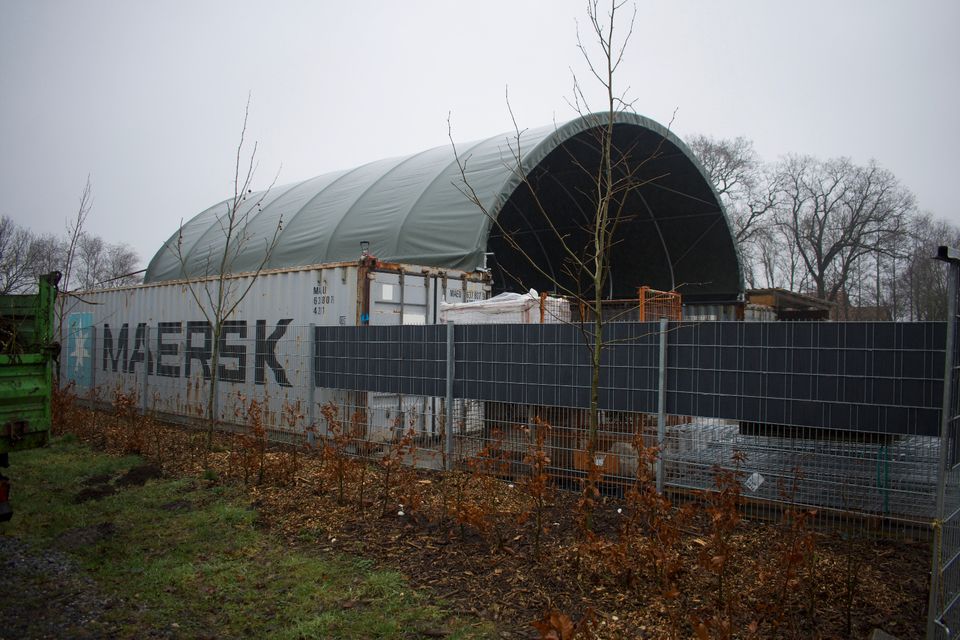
[638,286,682,321]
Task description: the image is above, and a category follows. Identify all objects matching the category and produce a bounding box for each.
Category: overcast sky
[1,0,958,269]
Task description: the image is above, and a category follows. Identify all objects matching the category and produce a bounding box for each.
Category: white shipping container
[60,258,490,444]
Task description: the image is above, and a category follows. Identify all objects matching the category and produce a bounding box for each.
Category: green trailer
[0,272,60,521]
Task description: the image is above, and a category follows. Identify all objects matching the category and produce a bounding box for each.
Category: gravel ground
[0,535,121,640]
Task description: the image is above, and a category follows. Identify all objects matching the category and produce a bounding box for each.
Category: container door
[366,272,429,444]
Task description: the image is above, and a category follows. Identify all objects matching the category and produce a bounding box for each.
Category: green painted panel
[0,272,59,454]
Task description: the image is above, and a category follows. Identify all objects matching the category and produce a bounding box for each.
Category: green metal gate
[0,272,60,454]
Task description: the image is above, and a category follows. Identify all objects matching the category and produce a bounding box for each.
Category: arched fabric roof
[146,112,743,302]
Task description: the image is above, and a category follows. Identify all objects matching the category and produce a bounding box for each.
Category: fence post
[307,323,317,447]
[657,317,668,494]
[929,246,960,638]
[140,325,150,415]
[445,320,455,470]
[89,325,97,396]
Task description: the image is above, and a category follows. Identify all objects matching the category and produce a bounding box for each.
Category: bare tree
[0,215,139,294]
[897,213,960,320]
[863,213,912,317]
[101,243,141,287]
[687,135,779,245]
[49,176,95,339]
[61,176,93,294]
[27,233,66,281]
[76,233,105,290]
[688,135,780,288]
[753,223,800,290]
[170,96,281,452]
[0,217,41,294]
[452,0,665,526]
[774,155,913,308]
[690,138,928,314]
[74,234,141,289]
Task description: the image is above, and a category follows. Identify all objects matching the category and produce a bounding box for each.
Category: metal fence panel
[62,316,954,535]
[930,249,960,639]
[312,321,944,436]
[666,321,945,435]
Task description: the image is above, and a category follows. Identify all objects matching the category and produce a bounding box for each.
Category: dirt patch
[115,464,163,487]
[55,522,117,552]
[0,535,121,640]
[74,464,162,503]
[81,473,113,486]
[73,484,117,503]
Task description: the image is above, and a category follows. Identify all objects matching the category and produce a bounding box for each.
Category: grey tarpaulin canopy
[146,112,743,302]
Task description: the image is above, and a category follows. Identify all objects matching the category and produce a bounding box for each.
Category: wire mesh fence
[60,316,952,541]
[929,249,960,638]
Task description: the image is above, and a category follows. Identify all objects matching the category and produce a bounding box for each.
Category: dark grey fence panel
[667,322,945,435]
[314,321,946,436]
[454,322,663,410]
[591,322,662,412]
[314,325,447,397]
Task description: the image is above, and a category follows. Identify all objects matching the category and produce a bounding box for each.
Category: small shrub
[379,418,416,516]
[230,396,268,485]
[320,402,355,505]
[518,417,554,561]
[693,451,747,636]
[453,429,509,547]
[619,433,695,636]
[112,388,144,455]
[51,382,78,435]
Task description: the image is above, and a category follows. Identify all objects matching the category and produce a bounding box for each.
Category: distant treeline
[690,135,958,320]
[0,215,141,294]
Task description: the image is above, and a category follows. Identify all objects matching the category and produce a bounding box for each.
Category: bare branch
[449,1,649,493]
[169,94,282,453]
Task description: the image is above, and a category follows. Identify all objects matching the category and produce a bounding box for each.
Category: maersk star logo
[70,321,88,372]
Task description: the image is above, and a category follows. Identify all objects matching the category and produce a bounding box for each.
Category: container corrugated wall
[60,262,490,440]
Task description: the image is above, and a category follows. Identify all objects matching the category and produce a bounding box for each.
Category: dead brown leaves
[53,394,929,639]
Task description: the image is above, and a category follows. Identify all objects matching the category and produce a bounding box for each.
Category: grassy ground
[1,435,493,639]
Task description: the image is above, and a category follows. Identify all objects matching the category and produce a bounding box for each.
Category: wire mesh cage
[638,285,682,321]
